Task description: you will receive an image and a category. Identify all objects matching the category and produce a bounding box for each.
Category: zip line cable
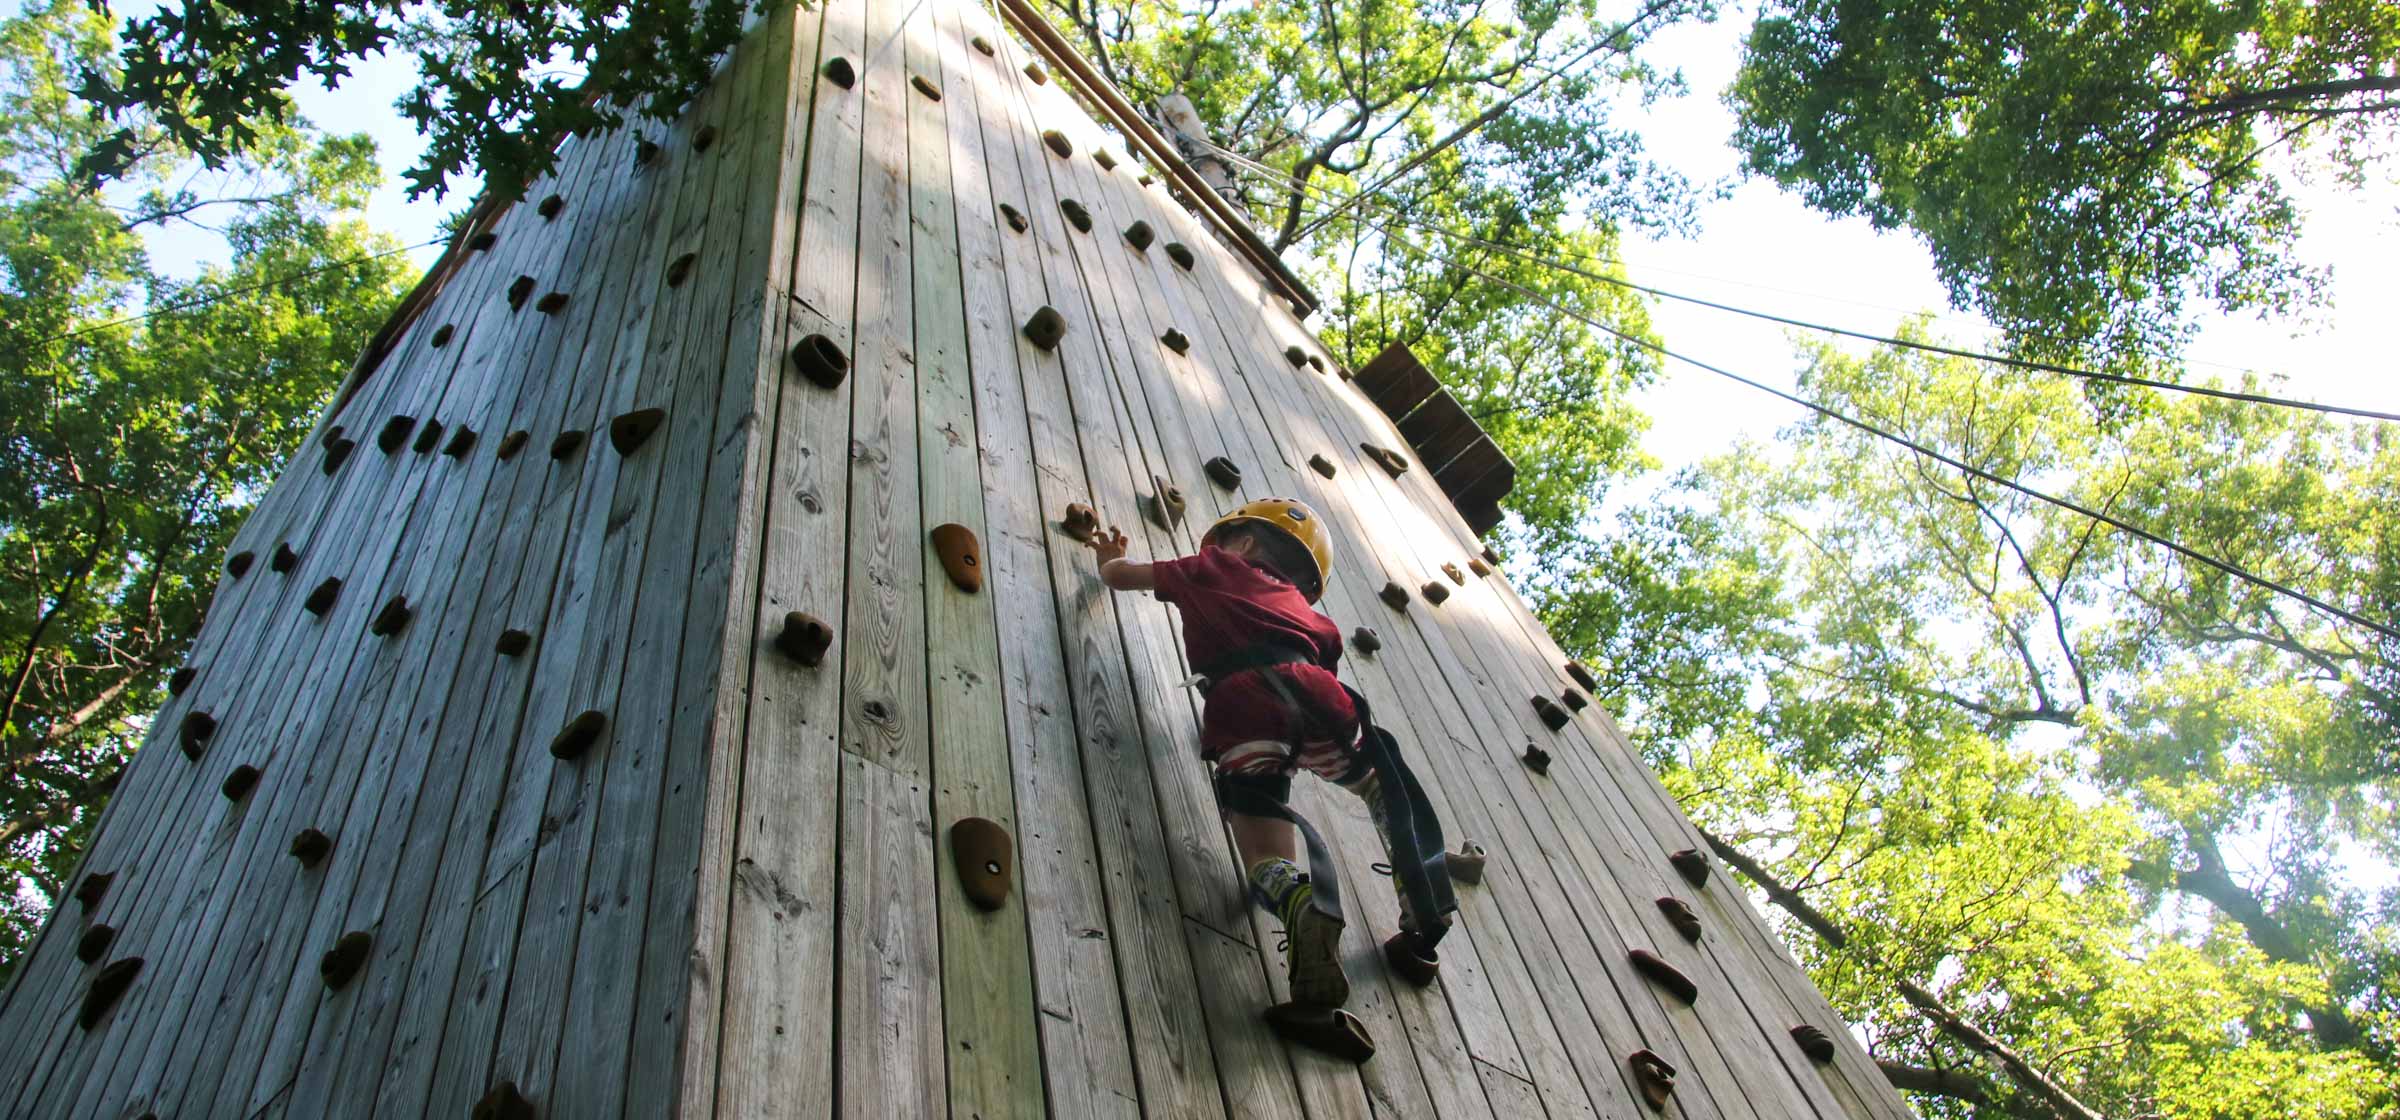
[1273,187,2400,644]
[1207,142,2400,424]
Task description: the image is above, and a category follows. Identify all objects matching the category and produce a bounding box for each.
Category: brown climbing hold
[666,251,697,287]
[1383,931,1440,987]
[1629,948,1698,1004]
[1656,897,1702,942]
[473,1080,537,1120]
[549,710,607,761]
[911,74,942,101]
[1094,149,1118,170]
[1307,354,1326,374]
[1668,848,1709,887]
[1790,1024,1837,1064]
[949,817,1014,911]
[76,924,114,964]
[469,231,497,252]
[1468,557,1491,578]
[1361,443,1409,476]
[1164,242,1195,270]
[1442,563,1465,584]
[537,194,564,220]
[300,579,345,620]
[548,430,586,460]
[1060,502,1099,542]
[377,415,416,454]
[1148,477,1186,529]
[319,930,372,991]
[791,334,850,389]
[227,551,255,578]
[931,523,983,593]
[1058,198,1092,232]
[1284,345,1308,368]
[1448,840,1486,884]
[1561,688,1588,711]
[169,666,196,696]
[1264,1002,1375,1063]
[290,828,334,867]
[412,418,446,454]
[1420,581,1449,606]
[1564,660,1600,692]
[1628,1049,1677,1112]
[369,595,412,637]
[430,323,454,347]
[507,275,535,310]
[1531,694,1569,731]
[1522,743,1551,775]
[322,436,356,474]
[180,710,217,759]
[79,957,142,1030]
[1042,129,1073,158]
[1480,544,1501,565]
[999,203,1028,232]
[609,408,666,455]
[1203,456,1240,489]
[73,871,114,909]
[1022,306,1067,351]
[534,290,568,315]
[971,34,994,56]
[496,629,533,657]
[774,612,834,667]
[692,124,718,152]
[635,138,661,164]
[1380,581,1409,610]
[1138,173,1154,186]
[1351,627,1381,654]
[1123,220,1154,250]
[272,542,300,572]
[221,764,261,801]
[1161,328,1190,354]
[443,426,479,457]
[496,430,531,460]
[1309,454,1336,478]
[823,56,856,89]
[1024,60,1048,84]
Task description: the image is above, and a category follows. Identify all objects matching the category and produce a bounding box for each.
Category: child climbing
[1085,497,1456,1063]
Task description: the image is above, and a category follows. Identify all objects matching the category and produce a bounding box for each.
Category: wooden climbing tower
[0,1,1916,1116]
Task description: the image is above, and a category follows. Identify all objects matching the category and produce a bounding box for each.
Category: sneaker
[1277,883,1350,1007]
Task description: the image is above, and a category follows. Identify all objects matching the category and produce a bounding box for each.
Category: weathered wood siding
[0,2,1914,1117]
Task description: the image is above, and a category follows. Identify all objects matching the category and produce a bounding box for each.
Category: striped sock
[1247,857,1311,922]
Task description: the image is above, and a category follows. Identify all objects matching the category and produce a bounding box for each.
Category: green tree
[1729,0,2400,364]
[0,0,413,981]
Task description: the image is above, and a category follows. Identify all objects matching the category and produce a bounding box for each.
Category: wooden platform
[0,2,1914,1116]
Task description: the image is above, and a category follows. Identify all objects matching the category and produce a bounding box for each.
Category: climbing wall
[0,1,1917,1117]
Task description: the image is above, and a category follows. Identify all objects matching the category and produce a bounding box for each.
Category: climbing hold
[322,437,356,474]
[1383,931,1440,987]
[1360,443,1409,476]
[1307,354,1326,374]
[1042,129,1072,158]
[548,430,586,461]
[507,276,535,310]
[226,551,255,578]
[1531,694,1569,731]
[537,194,564,220]
[271,542,299,573]
[1021,306,1067,351]
[1350,627,1381,655]
[304,577,343,617]
[1468,557,1491,578]
[666,251,697,287]
[1094,149,1118,170]
[473,1080,538,1120]
[442,426,479,457]
[911,74,942,101]
[496,629,533,657]
[169,666,196,696]
[1419,581,1449,606]
[1790,1024,1838,1064]
[1123,220,1154,250]
[692,124,719,152]
[1561,688,1588,711]
[430,323,454,347]
[319,930,372,991]
[1284,346,1308,368]
[1138,173,1154,186]
[1667,848,1709,887]
[1024,60,1048,84]
[1060,502,1099,542]
[73,871,114,909]
[469,231,497,252]
[1565,660,1600,692]
[1164,242,1195,270]
[290,828,334,867]
[1656,897,1702,942]
[1309,454,1336,478]
[369,595,413,637]
[931,523,983,593]
[220,764,261,801]
[999,203,1028,232]
[1161,328,1190,354]
[774,611,834,667]
[609,408,666,455]
[1148,477,1186,529]
[1629,948,1698,1005]
[1442,563,1465,584]
[496,430,531,460]
[76,924,114,964]
[412,418,446,454]
[549,710,607,761]
[822,56,857,90]
[1058,198,1092,232]
[949,817,1014,911]
[377,415,417,454]
[1264,1003,1374,1064]
[1628,1049,1677,1112]
[1522,743,1551,775]
[1447,840,1486,885]
[1480,545,1501,565]
[1379,582,1409,610]
[78,958,142,1030]
[971,34,994,56]
[1202,456,1240,489]
[791,334,851,389]
[534,291,568,315]
[180,710,217,760]
[635,137,661,164]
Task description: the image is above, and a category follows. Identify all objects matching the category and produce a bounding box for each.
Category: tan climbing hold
[549,710,607,761]
[791,334,850,389]
[1448,840,1486,884]
[609,408,666,455]
[775,611,834,667]
[931,523,984,593]
[1061,502,1099,542]
[1022,306,1067,351]
[1468,557,1490,577]
[971,34,994,56]
[319,930,372,991]
[1442,563,1464,584]
[1094,149,1118,170]
[949,817,1014,911]
[1024,60,1048,84]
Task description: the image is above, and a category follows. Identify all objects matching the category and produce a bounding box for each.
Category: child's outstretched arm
[1085,526,1156,591]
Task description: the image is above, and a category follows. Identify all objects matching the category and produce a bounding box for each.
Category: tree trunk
[2129,835,2359,1048]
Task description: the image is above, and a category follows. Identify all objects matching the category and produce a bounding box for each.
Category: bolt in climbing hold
[169,666,196,696]
[1022,306,1067,351]
[1148,477,1185,528]
[949,817,1014,911]
[790,334,851,389]
[971,34,994,56]
[1448,840,1486,884]
[322,436,356,474]
[412,418,446,454]
[775,612,834,666]
[369,596,412,637]
[1629,948,1698,1005]
[931,524,983,593]
[1628,1049,1677,1112]
[548,430,586,460]
[474,1081,537,1120]
[535,291,568,314]
[470,231,497,252]
[1161,328,1190,354]
[443,426,478,457]
[1420,581,1450,606]
[823,56,856,89]
[1024,60,1048,84]
[911,74,942,100]
[507,276,535,310]
[220,764,261,801]
[1361,443,1409,476]
[79,958,142,1029]
[1522,743,1551,775]
[537,194,564,220]
[180,711,217,760]
[1061,502,1099,541]
[1561,688,1587,712]
[319,930,372,991]
[1203,456,1240,489]
[1094,149,1118,170]
[496,629,533,657]
[1531,694,1569,731]
[73,871,114,909]
[1564,660,1600,692]
[430,323,454,347]
[636,137,661,164]
[1043,130,1073,158]
[1667,848,1709,887]
[1656,897,1702,942]
[290,828,334,867]
[1123,220,1154,250]
[692,124,719,152]
[1442,563,1465,584]
[1380,582,1409,610]
[610,408,666,455]
[76,924,114,964]
[272,542,299,572]
[496,430,531,460]
[1790,1024,1837,1064]
[1309,454,1337,478]
[1351,627,1381,654]
[1058,198,1092,232]
[999,203,1028,232]
[227,551,255,578]
[377,415,417,454]
[549,710,607,761]
[304,577,343,617]
[1284,345,1308,368]
[1164,242,1195,270]
[667,251,697,287]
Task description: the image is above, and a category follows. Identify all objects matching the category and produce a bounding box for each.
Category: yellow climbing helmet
[1204,497,1333,602]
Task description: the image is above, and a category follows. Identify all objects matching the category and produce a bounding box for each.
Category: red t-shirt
[1150,545,1344,674]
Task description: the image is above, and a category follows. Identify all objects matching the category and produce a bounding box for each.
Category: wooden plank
[1351,341,1441,420]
